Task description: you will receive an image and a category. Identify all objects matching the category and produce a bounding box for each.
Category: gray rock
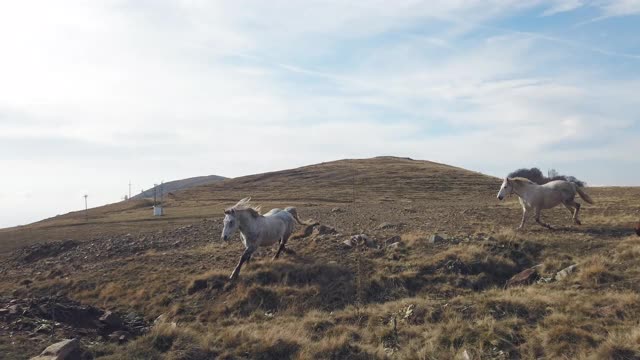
[331,207,343,213]
[555,264,577,281]
[384,236,401,247]
[8,304,21,315]
[108,330,131,343]
[31,338,79,360]
[376,222,396,230]
[313,225,338,236]
[429,234,446,244]
[364,237,377,248]
[348,234,377,248]
[35,324,53,334]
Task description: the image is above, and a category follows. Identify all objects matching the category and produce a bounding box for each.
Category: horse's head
[497,177,512,201]
[221,209,240,241]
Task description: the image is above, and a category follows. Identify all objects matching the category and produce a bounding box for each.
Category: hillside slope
[2,156,639,359]
[132,175,227,200]
[0,157,496,252]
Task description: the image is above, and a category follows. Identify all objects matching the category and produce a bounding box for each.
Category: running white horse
[221,197,314,279]
[497,177,594,229]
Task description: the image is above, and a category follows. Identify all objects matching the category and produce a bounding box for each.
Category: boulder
[505,268,539,288]
[99,311,123,329]
[31,338,79,360]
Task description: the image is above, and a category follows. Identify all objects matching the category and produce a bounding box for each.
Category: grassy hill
[132,175,227,200]
[0,157,496,253]
[1,156,639,359]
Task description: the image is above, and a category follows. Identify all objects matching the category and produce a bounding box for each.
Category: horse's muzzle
[497,195,504,201]
[222,235,229,241]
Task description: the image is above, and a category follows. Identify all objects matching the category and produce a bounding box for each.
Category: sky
[1,0,640,228]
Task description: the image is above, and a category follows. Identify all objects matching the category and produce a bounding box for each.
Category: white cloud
[542,0,584,16]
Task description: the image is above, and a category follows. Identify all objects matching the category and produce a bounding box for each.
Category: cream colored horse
[221,198,313,279]
[497,177,594,229]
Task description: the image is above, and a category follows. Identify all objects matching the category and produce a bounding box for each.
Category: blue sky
[1,0,640,227]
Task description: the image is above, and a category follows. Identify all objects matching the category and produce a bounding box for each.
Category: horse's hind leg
[562,202,577,224]
[273,235,290,260]
[570,201,582,225]
[534,209,554,230]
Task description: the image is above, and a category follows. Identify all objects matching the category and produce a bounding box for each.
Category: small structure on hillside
[153,182,164,216]
[153,205,164,216]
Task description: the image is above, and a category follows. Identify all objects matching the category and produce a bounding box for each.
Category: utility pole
[83,194,88,222]
[153,184,158,206]
[353,166,357,204]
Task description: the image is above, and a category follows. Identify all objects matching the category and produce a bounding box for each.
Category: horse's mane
[508,167,586,187]
[510,177,535,185]
[226,197,262,217]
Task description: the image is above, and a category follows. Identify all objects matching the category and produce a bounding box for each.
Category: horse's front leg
[230,247,255,280]
[518,208,531,230]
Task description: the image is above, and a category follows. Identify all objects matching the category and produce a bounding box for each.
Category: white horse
[221,198,313,279]
[497,177,594,229]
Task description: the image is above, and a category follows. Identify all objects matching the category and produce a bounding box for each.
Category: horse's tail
[575,186,594,205]
[285,207,317,226]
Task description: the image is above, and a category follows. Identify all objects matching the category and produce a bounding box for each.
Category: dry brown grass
[2,157,640,359]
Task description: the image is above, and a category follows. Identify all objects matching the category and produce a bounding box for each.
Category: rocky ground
[1,157,639,359]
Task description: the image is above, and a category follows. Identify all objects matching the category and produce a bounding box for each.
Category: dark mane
[508,168,586,187]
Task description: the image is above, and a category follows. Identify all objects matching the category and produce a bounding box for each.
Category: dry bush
[614,236,640,262]
[577,256,620,287]
[590,328,640,360]
[543,325,599,358]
